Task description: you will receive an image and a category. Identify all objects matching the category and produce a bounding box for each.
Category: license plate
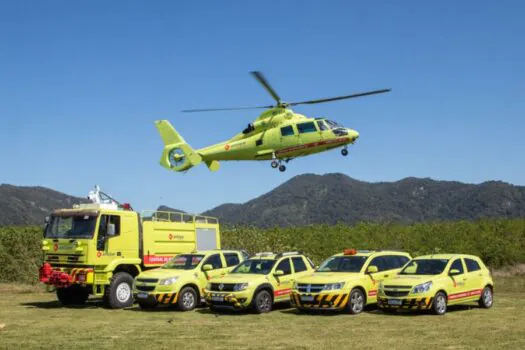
[388,299,402,305]
[137,292,149,299]
[301,295,315,302]
[211,295,224,302]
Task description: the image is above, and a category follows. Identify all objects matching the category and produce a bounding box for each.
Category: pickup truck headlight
[206,283,212,290]
[323,282,345,291]
[411,281,432,294]
[378,282,384,292]
[234,283,249,291]
[159,276,179,286]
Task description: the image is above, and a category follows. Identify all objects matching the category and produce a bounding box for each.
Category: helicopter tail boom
[155,120,203,172]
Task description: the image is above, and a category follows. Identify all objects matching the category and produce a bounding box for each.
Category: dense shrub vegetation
[1,219,525,284]
[222,219,525,267]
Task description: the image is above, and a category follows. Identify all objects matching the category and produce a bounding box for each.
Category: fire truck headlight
[159,276,179,286]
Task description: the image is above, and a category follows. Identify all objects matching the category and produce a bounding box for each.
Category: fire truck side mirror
[107,223,116,236]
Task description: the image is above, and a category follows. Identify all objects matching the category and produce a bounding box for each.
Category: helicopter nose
[348,129,359,142]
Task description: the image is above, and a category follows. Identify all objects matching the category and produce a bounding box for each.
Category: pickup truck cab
[133,250,246,311]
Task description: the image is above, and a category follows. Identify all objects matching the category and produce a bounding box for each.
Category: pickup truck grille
[297,284,325,293]
[210,283,236,292]
[384,290,410,297]
[136,278,159,283]
[136,285,156,292]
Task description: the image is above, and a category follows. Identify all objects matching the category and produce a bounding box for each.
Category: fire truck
[39,186,220,309]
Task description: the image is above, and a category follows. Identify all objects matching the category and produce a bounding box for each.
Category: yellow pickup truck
[133,250,247,310]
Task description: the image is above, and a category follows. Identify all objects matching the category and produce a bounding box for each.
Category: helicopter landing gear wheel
[271,160,279,168]
[341,148,349,156]
[278,165,286,172]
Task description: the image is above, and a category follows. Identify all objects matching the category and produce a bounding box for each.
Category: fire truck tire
[56,285,89,305]
[104,272,134,309]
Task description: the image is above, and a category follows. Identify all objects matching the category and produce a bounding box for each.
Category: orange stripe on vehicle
[164,293,173,304]
[274,288,292,297]
[448,289,484,301]
[276,137,350,155]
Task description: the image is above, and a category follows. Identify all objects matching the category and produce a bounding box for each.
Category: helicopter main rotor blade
[181,105,273,113]
[250,71,282,104]
[289,88,391,106]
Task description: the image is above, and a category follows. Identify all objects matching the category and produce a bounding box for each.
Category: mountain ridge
[1,174,525,227]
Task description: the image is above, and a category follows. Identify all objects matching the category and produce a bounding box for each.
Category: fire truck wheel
[56,285,89,305]
[104,272,134,309]
[177,286,198,311]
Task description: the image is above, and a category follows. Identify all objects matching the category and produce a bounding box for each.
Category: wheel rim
[116,282,131,303]
[435,295,446,314]
[258,294,271,311]
[182,291,195,309]
[350,292,364,313]
[483,288,493,306]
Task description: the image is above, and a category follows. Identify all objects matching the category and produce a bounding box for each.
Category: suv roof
[333,249,410,258]
[250,251,306,260]
[415,253,481,260]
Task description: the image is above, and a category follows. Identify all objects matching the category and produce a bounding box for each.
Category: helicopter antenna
[181,71,390,113]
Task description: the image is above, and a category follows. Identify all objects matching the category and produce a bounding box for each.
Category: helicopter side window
[280,125,295,137]
[297,122,317,134]
[316,120,328,131]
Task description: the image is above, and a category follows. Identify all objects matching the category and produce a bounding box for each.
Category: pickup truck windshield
[231,259,276,274]
[316,256,367,273]
[399,259,449,275]
[162,255,204,270]
[45,215,97,239]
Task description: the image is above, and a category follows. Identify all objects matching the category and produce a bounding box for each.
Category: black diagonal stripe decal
[168,293,177,304]
[336,294,348,307]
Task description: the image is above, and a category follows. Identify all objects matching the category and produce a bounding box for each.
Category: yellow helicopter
[155,71,390,172]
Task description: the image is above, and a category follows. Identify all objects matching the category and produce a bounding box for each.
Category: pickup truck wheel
[177,286,197,311]
[478,286,493,308]
[253,290,273,314]
[104,272,134,309]
[431,292,447,315]
[56,285,89,305]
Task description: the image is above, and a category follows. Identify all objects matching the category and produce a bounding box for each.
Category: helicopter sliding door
[296,121,322,156]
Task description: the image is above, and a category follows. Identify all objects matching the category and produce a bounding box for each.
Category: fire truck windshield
[45,215,97,239]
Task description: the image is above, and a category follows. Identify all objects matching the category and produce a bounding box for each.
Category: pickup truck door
[273,258,294,301]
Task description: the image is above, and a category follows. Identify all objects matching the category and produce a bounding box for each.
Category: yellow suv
[291,249,412,314]
[204,252,315,313]
[377,254,494,315]
[133,250,247,311]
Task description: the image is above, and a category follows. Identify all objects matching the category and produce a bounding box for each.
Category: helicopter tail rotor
[155,120,203,172]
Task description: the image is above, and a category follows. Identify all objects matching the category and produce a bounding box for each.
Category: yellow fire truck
[39,186,220,309]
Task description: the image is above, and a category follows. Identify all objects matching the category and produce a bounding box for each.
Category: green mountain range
[2,174,525,227]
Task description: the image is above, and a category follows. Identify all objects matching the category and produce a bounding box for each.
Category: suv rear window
[224,253,240,267]
[292,257,307,273]
[465,258,481,272]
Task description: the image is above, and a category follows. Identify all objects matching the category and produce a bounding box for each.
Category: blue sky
[1,1,524,213]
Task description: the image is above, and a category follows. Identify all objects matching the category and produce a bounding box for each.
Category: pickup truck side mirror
[366,265,378,274]
[202,264,213,271]
[274,270,284,277]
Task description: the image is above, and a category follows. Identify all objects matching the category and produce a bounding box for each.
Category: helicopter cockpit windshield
[325,119,348,136]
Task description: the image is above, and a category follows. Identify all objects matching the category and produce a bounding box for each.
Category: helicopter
[155,71,390,173]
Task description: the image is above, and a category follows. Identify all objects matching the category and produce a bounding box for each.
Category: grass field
[1,277,524,349]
